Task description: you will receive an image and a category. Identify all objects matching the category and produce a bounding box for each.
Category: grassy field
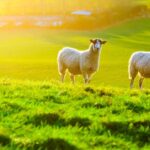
[0,17,150,149]
[0,18,150,88]
[0,80,150,149]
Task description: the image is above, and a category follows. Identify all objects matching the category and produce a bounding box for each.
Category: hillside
[0,18,150,88]
[0,80,150,149]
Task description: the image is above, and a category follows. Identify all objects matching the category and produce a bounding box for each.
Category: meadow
[0,80,150,149]
[0,18,150,88]
[0,17,150,149]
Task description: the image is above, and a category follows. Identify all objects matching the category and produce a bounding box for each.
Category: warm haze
[0,0,150,150]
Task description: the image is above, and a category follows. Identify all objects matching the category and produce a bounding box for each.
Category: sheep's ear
[90,39,94,43]
[101,41,107,44]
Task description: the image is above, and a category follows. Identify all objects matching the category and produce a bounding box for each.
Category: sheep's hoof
[84,80,89,84]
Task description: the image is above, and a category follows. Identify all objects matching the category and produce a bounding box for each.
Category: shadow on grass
[42,91,70,104]
[98,89,114,97]
[40,85,52,89]
[0,134,11,146]
[2,102,24,110]
[42,95,63,104]
[28,113,91,128]
[102,120,150,147]
[84,87,96,94]
[22,138,78,150]
[111,109,122,114]
[125,101,150,113]
[84,87,114,97]
[68,117,91,127]
[1,102,26,116]
[91,137,129,149]
[29,113,66,127]
[82,101,111,109]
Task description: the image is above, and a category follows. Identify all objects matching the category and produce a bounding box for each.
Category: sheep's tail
[57,50,66,75]
[128,54,137,80]
[57,51,62,74]
[128,61,133,80]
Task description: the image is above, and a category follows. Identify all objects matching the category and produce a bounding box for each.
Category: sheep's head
[90,39,107,52]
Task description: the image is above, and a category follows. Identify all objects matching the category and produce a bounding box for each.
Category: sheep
[57,38,107,84]
[128,51,150,89]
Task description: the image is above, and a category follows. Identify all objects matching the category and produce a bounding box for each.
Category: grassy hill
[0,18,150,149]
[0,80,150,149]
[0,18,150,88]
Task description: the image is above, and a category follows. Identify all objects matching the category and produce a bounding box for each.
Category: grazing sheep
[57,38,107,84]
[128,51,150,89]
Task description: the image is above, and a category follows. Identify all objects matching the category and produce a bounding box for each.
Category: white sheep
[57,38,107,84]
[128,51,150,89]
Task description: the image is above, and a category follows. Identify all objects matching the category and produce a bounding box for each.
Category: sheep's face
[90,39,107,52]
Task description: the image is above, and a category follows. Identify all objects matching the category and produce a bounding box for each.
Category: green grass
[0,80,150,149]
[0,18,150,88]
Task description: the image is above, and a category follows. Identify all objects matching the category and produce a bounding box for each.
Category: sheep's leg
[70,74,75,84]
[139,78,144,90]
[58,63,66,83]
[60,73,66,82]
[83,74,89,84]
[130,78,135,89]
[129,68,137,89]
[87,74,92,83]
[60,68,66,83]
